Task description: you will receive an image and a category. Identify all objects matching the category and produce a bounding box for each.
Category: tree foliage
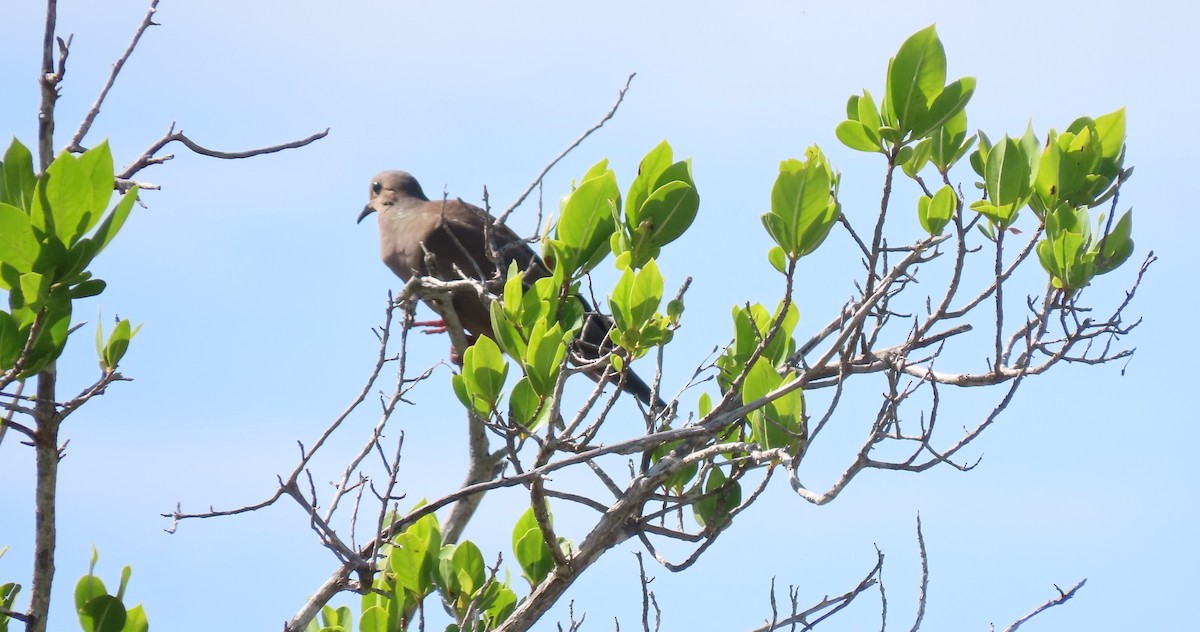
[1,15,1149,632]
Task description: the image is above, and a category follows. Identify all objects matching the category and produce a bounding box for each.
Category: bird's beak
[357,204,376,224]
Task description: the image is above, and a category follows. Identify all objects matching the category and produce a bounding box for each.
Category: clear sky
[1,1,1194,630]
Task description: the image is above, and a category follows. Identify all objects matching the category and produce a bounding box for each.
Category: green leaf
[489,300,525,360]
[856,90,883,134]
[0,311,22,370]
[32,152,91,246]
[765,148,840,259]
[693,467,741,530]
[1094,209,1134,275]
[767,245,787,275]
[483,582,517,627]
[512,506,555,586]
[835,120,881,153]
[20,301,71,377]
[458,335,508,417]
[0,203,40,272]
[887,25,946,135]
[741,358,804,453]
[76,141,115,235]
[103,319,136,370]
[626,140,675,226]
[450,540,485,596]
[390,531,436,597]
[75,574,108,614]
[359,606,388,632]
[523,322,566,397]
[121,605,149,632]
[557,164,618,273]
[987,136,1032,208]
[69,278,107,299]
[918,185,956,235]
[913,77,975,138]
[1093,107,1126,182]
[930,109,970,172]
[650,429,699,494]
[629,260,664,325]
[636,178,700,249]
[1,139,36,211]
[901,138,932,179]
[508,376,542,429]
[80,595,126,632]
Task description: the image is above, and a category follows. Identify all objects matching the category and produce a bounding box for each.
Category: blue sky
[1,1,1194,630]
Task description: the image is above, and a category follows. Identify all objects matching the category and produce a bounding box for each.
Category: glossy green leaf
[359,606,389,632]
[766,149,839,259]
[80,595,126,632]
[901,138,932,178]
[635,177,699,249]
[74,574,108,614]
[986,136,1032,208]
[0,203,39,272]
[390,531,436,597]
[856,89,883,134]
[32,152,89,245]
[512,504,565,588]
[1092,107,1126,181]
[629,259,664,325]
[0,311,22,369]
[1094,210,1134,275]
[489,300,525,360]
[557,163,618,273]
[103,319,139,371]
[741,358,804,453]
[918,185,956,235]
[69,278,107,299]
[626,140,675,226]
[24,299,70,374]
[835,120,881,153]
[451,540,485,596]
[913,76,975,138]
[523,321,566,396]
[767,245,787,274]
[122,604,149,632]
[483,583,517,627]
[508,376,542,429]
[76,141,115,235]
[1,139,36,211]
[457,335,508,417]
[887,25,946,135]
[930,109,970,172]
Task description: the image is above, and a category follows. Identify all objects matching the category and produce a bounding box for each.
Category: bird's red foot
[412,319,448,335]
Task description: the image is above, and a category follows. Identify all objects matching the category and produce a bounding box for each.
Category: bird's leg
[412,319,448,335]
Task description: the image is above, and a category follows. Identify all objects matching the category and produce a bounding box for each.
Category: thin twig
[66,0,161,152]
[497,73,636,224]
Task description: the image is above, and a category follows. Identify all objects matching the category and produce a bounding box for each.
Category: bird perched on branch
[358,170,663,408]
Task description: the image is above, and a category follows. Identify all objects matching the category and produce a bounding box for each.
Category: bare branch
[66,0,160,153]
[119,123,329,181]
[910,514,928,632]
[497,73,636,224]
[747,549,883,632]
[1002,579,1086,632]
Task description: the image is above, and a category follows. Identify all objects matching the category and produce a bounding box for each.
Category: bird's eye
[371,181,383,195]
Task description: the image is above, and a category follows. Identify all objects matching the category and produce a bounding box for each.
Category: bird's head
[358,170,430,223]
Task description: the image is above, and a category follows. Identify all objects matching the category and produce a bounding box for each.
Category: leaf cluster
[0,139,138,378]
